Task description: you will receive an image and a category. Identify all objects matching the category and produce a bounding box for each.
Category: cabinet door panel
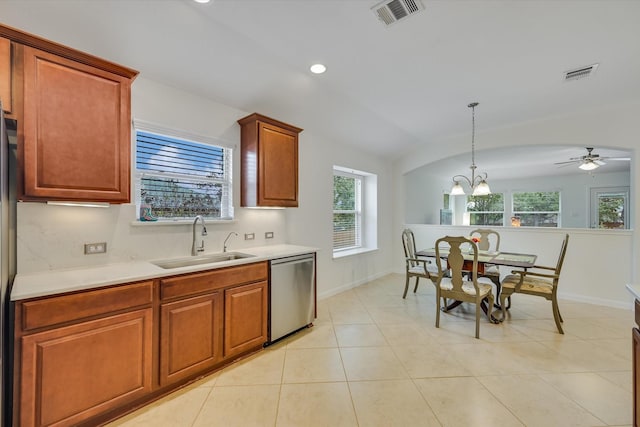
[160,293,222,386]
[20,308,152,427]
[634,328,640,427]
[21,45,131,202]
[224,281,268,357]
[259,124,298,205]
[0,37,11,113]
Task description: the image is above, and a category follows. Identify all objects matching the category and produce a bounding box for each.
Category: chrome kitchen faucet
[191,215,208,256]
[223,232,238,252]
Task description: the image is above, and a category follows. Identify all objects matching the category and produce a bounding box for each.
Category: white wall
[16,77,395,298]
[406,224,632,308]
[405,167,630,228]
[394,101,640,307]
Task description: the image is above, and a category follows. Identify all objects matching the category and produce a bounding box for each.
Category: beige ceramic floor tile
[539,339,630,371]
[596,370,632,393]
[216,347,285,386]
[590,338,632,361]
[478,374,605,427]
[329,306,374,324]
[285,323,338,349]
[340,346,408,381]
[276,382,358,427]
[366,306,424,324]
[392,344,472,378]
[193,384,280,427]
[414,377,525,427]
[540,372,632,425]
[282,348,346,383]
[335,323,388,347]
[348,379,440,426]
[106,385,211,427]
[377,322,434,346]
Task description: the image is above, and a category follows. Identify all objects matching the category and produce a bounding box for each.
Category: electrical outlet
[244,233,255,240]
[265,232,274,239]
[84,242,107,254]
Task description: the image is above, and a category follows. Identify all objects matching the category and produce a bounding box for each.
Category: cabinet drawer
[160,262,268,301]
[20,281,153,332]
[635,299,640,328]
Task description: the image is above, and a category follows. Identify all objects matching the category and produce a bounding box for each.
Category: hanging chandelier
[450,102,491,196]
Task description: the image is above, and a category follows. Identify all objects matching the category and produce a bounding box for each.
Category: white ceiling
[2,0,638,175]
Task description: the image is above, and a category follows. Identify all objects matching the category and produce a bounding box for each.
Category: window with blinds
[333,170,362,251]
[135,129,233,220]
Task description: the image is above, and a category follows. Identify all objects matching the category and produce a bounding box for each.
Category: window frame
[133,120,234,222]
[332,169,363,252]
[511,191,561,228]
[465,193,505,226]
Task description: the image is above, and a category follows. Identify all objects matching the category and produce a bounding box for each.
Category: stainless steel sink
[151,252,255,269]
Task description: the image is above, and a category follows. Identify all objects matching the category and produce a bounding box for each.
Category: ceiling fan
[554,147,631,171]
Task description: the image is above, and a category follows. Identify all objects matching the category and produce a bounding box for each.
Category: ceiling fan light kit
[450,102,491,196]
[555,147,630,171]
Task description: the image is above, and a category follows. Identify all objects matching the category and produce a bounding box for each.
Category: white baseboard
[558,291,633,310]
[317,270,392,300]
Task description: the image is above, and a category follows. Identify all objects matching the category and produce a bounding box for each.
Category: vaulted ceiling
[2,0,638,173]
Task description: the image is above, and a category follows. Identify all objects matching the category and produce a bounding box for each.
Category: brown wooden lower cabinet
[160,292,223,386]
[19,308,153,427]
[13,261,270,426]
[224,281,268,358]
[634,327,640,427]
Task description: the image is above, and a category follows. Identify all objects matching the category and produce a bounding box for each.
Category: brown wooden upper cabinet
[0,24,138,203]
[238,113,303,207]
[0,36,12,114]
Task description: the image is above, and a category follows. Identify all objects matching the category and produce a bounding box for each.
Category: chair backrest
[470,228,500,252]
[435,235,480,294]
[554,234,570,275]
[402,229,418,267]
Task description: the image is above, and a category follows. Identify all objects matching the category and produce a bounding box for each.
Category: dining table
[416,248,537,323]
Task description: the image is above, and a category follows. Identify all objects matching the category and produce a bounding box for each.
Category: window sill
[130,218,237,227]
[333,247,378,259]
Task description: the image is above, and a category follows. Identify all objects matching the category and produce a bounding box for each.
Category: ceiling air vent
[564,63,599,81]
[371,0,425,27]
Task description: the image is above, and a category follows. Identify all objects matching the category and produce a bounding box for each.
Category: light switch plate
[245,233,255,240]
[84,242,107,254]
[265,232,274,239]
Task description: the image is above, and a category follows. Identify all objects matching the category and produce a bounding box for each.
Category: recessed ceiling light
[193,0,211,3]
[310,64,326,74]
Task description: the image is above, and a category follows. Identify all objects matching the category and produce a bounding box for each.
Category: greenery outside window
[134,122,233,220]
[512,191,560,227]
[466,193,504,226]
[333,171,362,251]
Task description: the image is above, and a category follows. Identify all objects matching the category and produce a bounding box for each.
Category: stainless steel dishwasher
[268,253,315,343]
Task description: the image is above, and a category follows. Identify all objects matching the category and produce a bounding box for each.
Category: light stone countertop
[11,244,318,301]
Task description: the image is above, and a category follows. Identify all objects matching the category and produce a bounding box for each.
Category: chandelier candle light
[450,102,491,196]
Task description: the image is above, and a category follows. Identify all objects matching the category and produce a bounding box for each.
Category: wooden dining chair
[499,234,569,334]
[434,236,495,339]
[470,228,503,306]
[402,228,437,298]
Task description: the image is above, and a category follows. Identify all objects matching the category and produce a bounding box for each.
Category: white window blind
[135,129,233,220]
[333,170,362,251]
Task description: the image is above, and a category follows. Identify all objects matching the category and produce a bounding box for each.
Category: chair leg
[507,296,512,309]
[475,300,481,339]
[435,291,441,328]
[413,277,420,293]
[403,275,410,299]
[500,292,509,321]
[552,298,564,334]
[486,294,495,322]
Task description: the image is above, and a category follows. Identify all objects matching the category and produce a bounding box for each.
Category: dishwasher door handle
[270,254,314,266]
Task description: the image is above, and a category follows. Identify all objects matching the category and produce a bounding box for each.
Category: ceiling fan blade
[554,160,579,165]
[594,160,606,166]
